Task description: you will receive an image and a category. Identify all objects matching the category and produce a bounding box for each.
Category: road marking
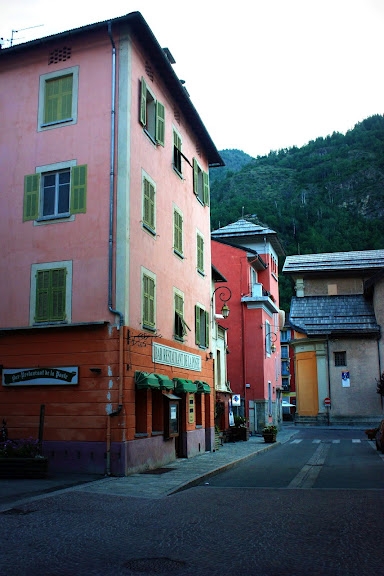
[288,443,331,489]
[312,439,321,443]
[352,439,361,443]
[332,439,340,444]
[291,439,302,444]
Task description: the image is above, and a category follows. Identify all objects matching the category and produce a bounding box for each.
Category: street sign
[324,397,331,406]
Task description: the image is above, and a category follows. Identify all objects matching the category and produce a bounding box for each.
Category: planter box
[263,433,277,443]
[0,457,49,479]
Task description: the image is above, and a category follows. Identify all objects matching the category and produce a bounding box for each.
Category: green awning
[173,378,197,393]
[154,373,174,390]
[135,371,160,390]
[195,380,211,394]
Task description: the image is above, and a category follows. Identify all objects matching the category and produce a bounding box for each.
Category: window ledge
[40,118,73,128]
[151,431,164,436]
[134,433,149,438]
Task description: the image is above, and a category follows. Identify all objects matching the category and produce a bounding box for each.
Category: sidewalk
[0,425,299,511]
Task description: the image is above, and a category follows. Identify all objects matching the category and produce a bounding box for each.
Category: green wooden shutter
[205,311,210,347]
[23,174,40,221]
[51,268,66,320]
[203,170,210,206]
[35,268,66,322]
[143,274,155,328]
[195,305,201,345]
[140,77,147,126]
[35,270,50,321]
[197,234,204,273]
[143,179,155,230]
[193,158,198,196]
[70,165,87,214]
[155,101,165,145]
[174,210,183,254]
[44,75,73,124]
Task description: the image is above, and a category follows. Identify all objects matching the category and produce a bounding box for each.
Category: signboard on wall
[152,343,201,371]
[232,394,241,406]
[2,367,79,386]
[342,371,350,387]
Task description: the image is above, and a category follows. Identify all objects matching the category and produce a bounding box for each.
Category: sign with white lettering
[2,367,79,386]
[152,343,201,371]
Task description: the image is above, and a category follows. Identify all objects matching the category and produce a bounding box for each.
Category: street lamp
[212,286,232,319]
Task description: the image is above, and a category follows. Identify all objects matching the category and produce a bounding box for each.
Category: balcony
[241,283,279,314]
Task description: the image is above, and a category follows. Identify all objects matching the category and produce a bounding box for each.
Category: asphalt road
[204,428,384,490]
[0,428,383,576]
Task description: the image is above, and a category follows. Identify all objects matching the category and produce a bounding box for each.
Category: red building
[211,219,285,433]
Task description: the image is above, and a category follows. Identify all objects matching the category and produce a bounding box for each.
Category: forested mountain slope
[209,115,384,310]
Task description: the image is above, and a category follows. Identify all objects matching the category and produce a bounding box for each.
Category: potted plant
[231,416,249,441]
[0,437,48,478]
[262,425,278,443]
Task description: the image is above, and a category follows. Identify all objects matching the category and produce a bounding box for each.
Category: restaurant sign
[2,367,79,386]
[152,343,201,371]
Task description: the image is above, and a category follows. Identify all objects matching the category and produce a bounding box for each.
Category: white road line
[291,439,302,444]
[288,443,331,489]
[312,439,321,443]
[352,439,361,443]
[332,439,340,444]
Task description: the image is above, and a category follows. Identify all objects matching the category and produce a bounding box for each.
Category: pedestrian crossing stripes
[290,439,362,444]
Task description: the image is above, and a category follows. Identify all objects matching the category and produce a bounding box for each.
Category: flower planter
[0,457,48,479]
[262,433,277,443]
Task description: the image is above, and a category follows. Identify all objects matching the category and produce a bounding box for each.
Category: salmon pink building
[0,12,224,475]
[211,219,285,433]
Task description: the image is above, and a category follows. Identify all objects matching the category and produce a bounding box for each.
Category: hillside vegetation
[209,115,384,310]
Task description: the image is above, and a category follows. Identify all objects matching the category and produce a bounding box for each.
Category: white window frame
[30,260,72,325]
[38,66,79,131]
[35,160,77,223]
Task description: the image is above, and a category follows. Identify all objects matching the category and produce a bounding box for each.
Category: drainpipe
[326,337,331,426]
[106,22,124,476]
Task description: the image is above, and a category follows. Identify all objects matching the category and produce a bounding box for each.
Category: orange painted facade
[0,13,223,475]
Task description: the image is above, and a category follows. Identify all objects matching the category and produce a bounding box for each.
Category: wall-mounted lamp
[211,285,232,319]
[206,351,213,361]
[89,368,102,374]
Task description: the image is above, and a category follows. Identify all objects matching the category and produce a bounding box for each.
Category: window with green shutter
[143,273,155,329]
[174,292,190,341]
[195,305,209,348]
[35,268,66,322]
[197,233,204,274]
[173,208,183,256]
[173,130,182,176]
[193,158,209,206]
[139,77,165,145]
[44,74,73,125]
[23,165,87,222]
[143,177,155,232]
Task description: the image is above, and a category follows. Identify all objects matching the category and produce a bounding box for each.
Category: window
[173,207,183,257]
[196,233,204,275]
[174,290,189,341]
[38,66,79,130]
[265,320,272,355]
[24,162,87,222]
[193,158,209,205]
[282,377,290,391]
[139,77,165,145]
[334,351,346,367]
[173,129,182,176]
[195,305,209,348]
[281,345,289,359]
[142,271,156,330]
[30,261,72,324]
[142,173,156,233]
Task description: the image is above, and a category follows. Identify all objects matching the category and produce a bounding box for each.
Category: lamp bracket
[127,329,162,348]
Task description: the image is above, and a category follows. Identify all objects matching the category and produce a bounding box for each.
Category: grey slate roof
[211,219,285,257]
[283,250,384,275]
[289,295,380,337]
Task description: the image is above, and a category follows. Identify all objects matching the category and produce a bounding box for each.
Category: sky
[1,0,384,158]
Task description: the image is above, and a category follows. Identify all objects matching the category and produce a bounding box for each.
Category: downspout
[326,336,331,426]
[106,21,124,475]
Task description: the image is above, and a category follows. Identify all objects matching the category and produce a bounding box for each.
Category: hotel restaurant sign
[2,367,79,386]
[152,343,201,371]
